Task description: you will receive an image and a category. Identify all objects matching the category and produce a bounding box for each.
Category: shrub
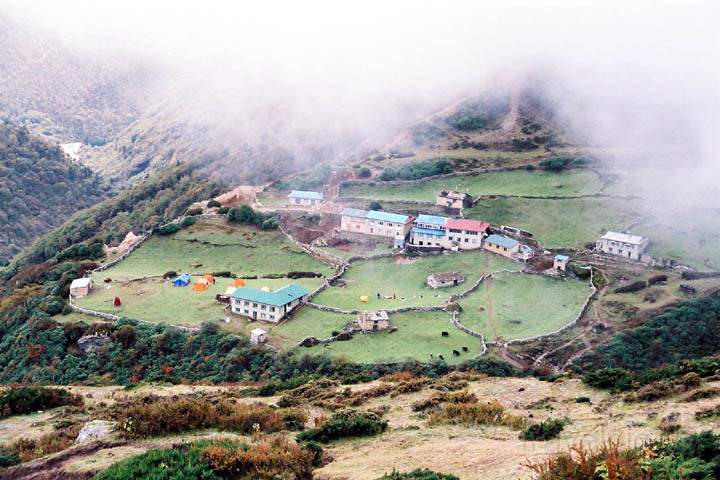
[180,216,196,228]
[368,201,382,211]
[201,437,316,480]
[428,399,526,430]
[614,280,647,294]
[5,423,82,463]
[539,156,573,172]
[683,387,720,403]
[116,398,287,439]
[0,387,83,418]
[582,368,633,392]
[358,167,372,178]
[296,410,388,443]
[445,97,509,131]
[155,223,180,236]
[0,448,19,468]
[575,396,591,403]
[217,206,230,214]
[521,418,566,441]
[569,263,591,279]
[376,469,459,480]
[379,159,453,181]
[227,205,279,230]
[95,443,220,480]
[207,200,221,208]
[185,207,203,216]
[648,274,669,286]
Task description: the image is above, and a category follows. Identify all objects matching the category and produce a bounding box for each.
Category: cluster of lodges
[340,208,534,262]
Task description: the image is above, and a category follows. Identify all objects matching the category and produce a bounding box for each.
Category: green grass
[75,276,324,327]
[457,272,591,341]
[98,219,332,281]
[312,251,520,311]
[295,311,482,364]
[317,241,395,260]
[341,169,603,202]
[271,308,354,347]
[466,196,642,248]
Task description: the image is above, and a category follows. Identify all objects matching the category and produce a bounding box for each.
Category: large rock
[77,334,110,353]
[76,420,117,444]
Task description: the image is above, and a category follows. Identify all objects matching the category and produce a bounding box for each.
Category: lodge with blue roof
[288,190,324,207]
[340,208,414,240]
[230,284,310,322]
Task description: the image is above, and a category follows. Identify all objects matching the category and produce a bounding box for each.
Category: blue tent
[172,273,191,287]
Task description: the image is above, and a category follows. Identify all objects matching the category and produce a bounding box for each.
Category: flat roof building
[230,284,310,322]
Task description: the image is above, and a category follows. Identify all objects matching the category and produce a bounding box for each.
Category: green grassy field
[294,311,482,364]
[466,196,642,248]
[317,241,395,260]
[312,251,520,311]
[98,219,332,281]
[75,276,324,327]
[271,308,354,348]
[341,169,603,202]
[457,272,591,341]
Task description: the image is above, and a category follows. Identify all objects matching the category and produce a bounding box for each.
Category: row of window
[241,300,276,312]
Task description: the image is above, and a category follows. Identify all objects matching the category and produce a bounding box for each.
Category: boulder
[298,336,320,347]
[77,334,110,353]
[76,420,117,444]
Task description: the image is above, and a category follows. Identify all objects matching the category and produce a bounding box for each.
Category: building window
[270,307,275,312]
[261,305,266,310]
[253,303,257,308]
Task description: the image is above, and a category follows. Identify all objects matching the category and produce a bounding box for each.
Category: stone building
[357,311,390,332]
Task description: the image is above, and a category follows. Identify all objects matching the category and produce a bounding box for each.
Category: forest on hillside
[0,122,108,264]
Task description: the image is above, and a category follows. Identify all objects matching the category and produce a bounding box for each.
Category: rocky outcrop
[76,420,117,444]
[77,333,110,353]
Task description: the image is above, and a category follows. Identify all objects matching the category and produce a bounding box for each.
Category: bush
[649,274,669,286]
[95,443,220,480]
[521,418,566,441]
[217,206,230,214]
[207,200,221,208]
[185,207,203,216]
[379,159,453,181]
[227,205,279,230]
[116,398,287,439]
[428,399,526,430]
[582,368,633,392]
[614,280,647,294]
[445,97,509,131]
[180,216,196,228]
[376,469,459,480]
[358,167,372,178]
[539,156,574,172]
[6,423,82,463]
[0,449,19,468]
[368,201,382,211]
[0,387,83,418]
[155,223,180,236]
[296,410,388,443]
[569,263,591,279]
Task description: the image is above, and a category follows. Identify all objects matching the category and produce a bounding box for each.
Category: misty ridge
[2,0,718,201]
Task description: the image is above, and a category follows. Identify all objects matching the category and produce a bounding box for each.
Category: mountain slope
[0,13,150,143]
[0,122,107,264]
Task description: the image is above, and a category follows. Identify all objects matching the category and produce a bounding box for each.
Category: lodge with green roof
[230,284,310,322]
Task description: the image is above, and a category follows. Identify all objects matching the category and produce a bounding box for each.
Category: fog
[4,0,719,201]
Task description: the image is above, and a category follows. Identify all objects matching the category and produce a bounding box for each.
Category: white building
[230,284,310,322]
[250,328,267,344]
[596,231,649,261]
[340,208,414,239]
[69,277,93,298]
[288,190,324,206]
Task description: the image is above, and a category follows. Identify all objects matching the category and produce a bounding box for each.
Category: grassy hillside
[0,122,107,264]
[341,169,603,202]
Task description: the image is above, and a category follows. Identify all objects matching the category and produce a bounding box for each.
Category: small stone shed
[426,271,465,289]
[250,328,267,345]
[553,254,569,271]
[357,311,389,332]
[69,277,93,298]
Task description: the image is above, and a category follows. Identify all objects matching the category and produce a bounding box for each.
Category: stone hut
[357,311,389,332]
[250,328,268,345]
[426,271,465,289]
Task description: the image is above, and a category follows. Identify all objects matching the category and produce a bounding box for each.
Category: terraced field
[311,251,520,311]
[341,169,603,202]
[97,218,332,281]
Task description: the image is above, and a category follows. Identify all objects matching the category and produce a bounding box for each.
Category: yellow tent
[359,295,369,303]
[233,278,246,287]
[260,286,271,292]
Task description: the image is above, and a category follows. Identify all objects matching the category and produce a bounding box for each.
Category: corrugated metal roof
[554,254,569,261]
[411,227,446,236]
[341,208,369,218]
[446,218,489,232]
[600,231,646,245]
[415,214,448,226]
[288,190,324,200]
[366,210,411,223]
[484,234,519,249]
[70,277,91,288]
[230,284,310,306]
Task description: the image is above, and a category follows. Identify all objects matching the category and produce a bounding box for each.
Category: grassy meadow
[97,219,332,281]
[271,308,354,347]
[295,311,482,364]
[341,169,603,202]
[311,251,520,311]
[75,276,324,327]
[466,196,642,248]
[456,272,591,341]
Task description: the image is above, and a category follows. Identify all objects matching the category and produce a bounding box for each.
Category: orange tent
[204,274,215,284]
[233,278,246,287]
[192,282,209,292]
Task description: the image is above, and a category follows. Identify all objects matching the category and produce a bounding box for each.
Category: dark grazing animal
[441,331,449,337]
[438,354,445,361]
[452,350,460,356]
[462,346,468,352]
